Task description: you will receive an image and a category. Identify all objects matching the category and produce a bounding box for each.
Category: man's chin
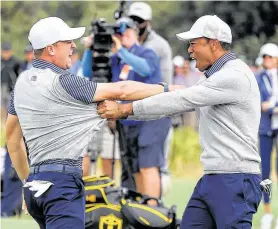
[66,61,72,69]
[197,65,208,73]
[196,65,203,72]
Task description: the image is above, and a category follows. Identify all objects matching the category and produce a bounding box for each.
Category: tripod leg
[116,121,136,190]
[111,133,116,179]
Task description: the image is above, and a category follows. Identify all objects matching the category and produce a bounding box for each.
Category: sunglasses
[129,16,145,25]
[263,55,273,59]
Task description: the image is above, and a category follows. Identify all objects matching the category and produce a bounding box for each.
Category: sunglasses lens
[130,16,145,24]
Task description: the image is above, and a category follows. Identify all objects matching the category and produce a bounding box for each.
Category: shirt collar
[204,52,237,78]
[266,68,278,77]
[32,59,65,74]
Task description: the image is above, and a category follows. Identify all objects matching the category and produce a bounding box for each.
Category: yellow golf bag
[83,175,180,229]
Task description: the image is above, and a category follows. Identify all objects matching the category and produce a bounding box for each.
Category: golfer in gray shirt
[5,17,179,228]
[97,15,267,228]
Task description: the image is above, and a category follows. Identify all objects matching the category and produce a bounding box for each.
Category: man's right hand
[97,100,132,119]
[262,101,271,112]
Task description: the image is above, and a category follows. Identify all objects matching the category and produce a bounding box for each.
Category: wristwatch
[159,82,169,92]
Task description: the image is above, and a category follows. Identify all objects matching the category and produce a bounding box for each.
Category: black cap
[24,44,33,53]
[1,42,12,51]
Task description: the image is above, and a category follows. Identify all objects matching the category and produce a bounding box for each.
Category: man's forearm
[7,140,29,181]
[131,86,203,120]
[119,93,190,121]
[118,81,163,100]
[94,80,184,102]
[96,82,186,120]
[118,81,184,101]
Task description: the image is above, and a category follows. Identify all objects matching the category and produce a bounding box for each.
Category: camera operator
[128,1,173,196]
[82,17,171,201]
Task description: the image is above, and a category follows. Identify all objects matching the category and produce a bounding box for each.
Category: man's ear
[46,45,55,56]
[210,40,218,52]
[147,21,152,32]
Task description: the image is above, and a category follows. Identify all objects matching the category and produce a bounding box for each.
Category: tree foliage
[1,1,278,63]
[152,1,278,62]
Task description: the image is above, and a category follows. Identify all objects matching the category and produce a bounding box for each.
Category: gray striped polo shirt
[8,59,105,169]
[131,53,262,174]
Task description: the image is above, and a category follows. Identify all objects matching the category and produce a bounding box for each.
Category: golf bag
[84,175,180,229]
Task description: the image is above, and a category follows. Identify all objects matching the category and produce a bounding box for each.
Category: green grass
[1,178,277,229]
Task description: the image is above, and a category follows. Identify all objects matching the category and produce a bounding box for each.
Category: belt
[30,164,82,177]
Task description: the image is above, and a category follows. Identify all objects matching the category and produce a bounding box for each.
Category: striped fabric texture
[33,59,97,103]
[204,52,236,78]
[10,59,104,169]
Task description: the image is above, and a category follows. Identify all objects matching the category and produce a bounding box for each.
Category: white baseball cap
[128,2,152,21]
[259,43,278,57]
[28,17,85,49]
[176,15,232,44]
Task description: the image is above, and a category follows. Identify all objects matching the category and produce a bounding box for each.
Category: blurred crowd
[1,2,278,228]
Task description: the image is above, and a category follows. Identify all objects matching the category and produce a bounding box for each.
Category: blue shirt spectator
[256,70,278,135]
[82,17,171,198]
[82,44,158,82]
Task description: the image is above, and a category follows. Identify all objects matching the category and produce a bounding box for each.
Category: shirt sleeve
[59,71,97,104]
[7,90,17,116]
[81,49,93,79]
[140,48,160,78]
[131,69,251,120]
[117,47,152,77]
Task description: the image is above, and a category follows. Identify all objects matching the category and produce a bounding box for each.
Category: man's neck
[139,30,150,44]
[212,50,229,64]
[38,56,52,63]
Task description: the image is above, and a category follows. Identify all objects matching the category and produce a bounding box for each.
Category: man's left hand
[112,35,122,52]
[262,101,271,112]
[97,100,131,119]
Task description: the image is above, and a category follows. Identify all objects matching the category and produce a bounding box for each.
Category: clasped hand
[97,100,128,119]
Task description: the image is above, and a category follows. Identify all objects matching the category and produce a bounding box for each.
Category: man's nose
[188,45,192,54]
[72,41,76,48]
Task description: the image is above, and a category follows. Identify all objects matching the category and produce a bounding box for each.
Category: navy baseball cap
[115,17,137,34]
